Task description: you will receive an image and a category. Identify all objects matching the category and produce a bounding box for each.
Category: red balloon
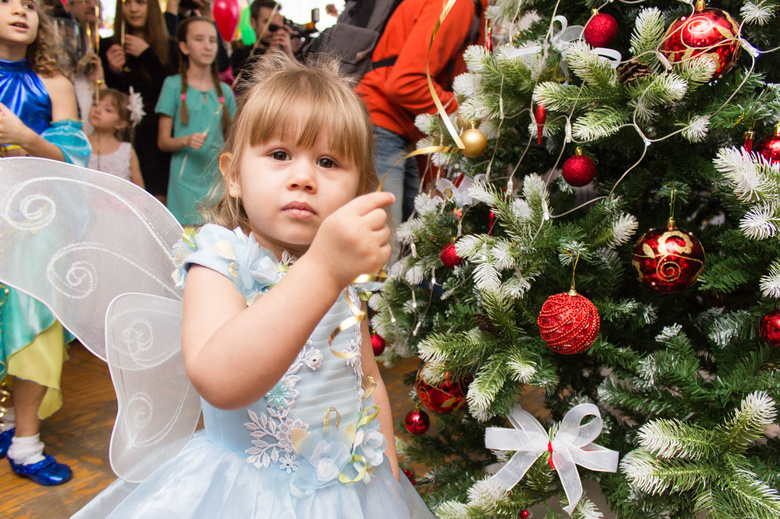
[212,0,240,41]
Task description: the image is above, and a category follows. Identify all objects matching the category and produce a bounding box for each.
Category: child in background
[87,88,145,187]
[0,0,90,486]
[73,54,433,518]
[157,16,236,226]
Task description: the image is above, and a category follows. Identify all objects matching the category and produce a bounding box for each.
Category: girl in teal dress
[156,16,236,226]
[0,0,90,486]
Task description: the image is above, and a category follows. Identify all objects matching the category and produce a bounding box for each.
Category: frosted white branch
[759,261,780,298]
[742,1,777,25]
[610,213,640,248]
[740,203,780,240]
[682,115,711,143]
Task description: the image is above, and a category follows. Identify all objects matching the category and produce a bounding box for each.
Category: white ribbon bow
[485,404,619,515]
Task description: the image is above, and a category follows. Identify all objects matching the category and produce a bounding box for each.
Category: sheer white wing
[0,157,199,481]
[106,293,200,482]
[0,157,182,361]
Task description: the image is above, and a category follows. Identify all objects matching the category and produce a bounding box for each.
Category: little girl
[0,0,90,486]
[88,88,145,187]
[157,16,236,226]
[73,55,433,518]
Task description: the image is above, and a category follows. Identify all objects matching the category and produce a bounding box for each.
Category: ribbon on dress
[485,404,618,515]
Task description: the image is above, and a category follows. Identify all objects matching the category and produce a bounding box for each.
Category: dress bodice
[0,58,52,136]
[173,225,385,494]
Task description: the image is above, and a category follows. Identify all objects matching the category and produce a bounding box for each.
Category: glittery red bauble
[370,333,386,356]
[403,468,416,485]
[538,292,600,354]
[660,6,741,79]
[760,310,780,348]
[754,132,780,164]
[583,13,618,48]
[631,226,705,293]
[415,367,469,415]
[440,243,463,268]
[404,408,430,435]
[562,154,596,187]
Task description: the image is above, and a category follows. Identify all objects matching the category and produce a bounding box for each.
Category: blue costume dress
[0,58,90,417]
[73,225,435,518]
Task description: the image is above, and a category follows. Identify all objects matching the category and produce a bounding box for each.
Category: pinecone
[617,59,654,84]
[473,313,500,336]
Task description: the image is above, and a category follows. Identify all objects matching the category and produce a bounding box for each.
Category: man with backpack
[355,0,486,224]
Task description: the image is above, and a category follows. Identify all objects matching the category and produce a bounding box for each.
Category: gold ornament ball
[460,128,487,158]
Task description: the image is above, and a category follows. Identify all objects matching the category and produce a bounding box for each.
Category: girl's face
[179,20,217,69]
[89,96,126,133]
[224,131,361,258]
[0,0,39,51]
[122,0,147,30]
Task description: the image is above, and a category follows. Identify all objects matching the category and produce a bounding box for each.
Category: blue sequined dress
[0,58,90,417]
[73,225,435,519]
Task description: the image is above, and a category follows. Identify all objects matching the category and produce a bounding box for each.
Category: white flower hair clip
[128,87,146,128]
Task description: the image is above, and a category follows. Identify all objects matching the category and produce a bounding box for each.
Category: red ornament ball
[632,225,705,293]
[402,468,416,485]
[415,367,470,415]
[754,131,780,164]
[760,310,780,348]
[520,511,531,519]
[659,6,741,79]
[370,333,386,356]
[583,13,618,48]
[538,292,600,354]
[562,152,596,187]
[440,243,463,268]
[404,408,431,435]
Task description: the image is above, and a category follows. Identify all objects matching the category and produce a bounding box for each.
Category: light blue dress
[73,224,434,519]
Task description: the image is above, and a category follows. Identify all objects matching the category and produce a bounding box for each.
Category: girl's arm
[129,147,145,187]
[359,315,401,481]
[181,191,395,410]
[0,75,80,162]
[157,115,205,152]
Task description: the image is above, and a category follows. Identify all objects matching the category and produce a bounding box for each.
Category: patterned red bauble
[754,129,780,164]
[562,148,596,187]
[659,3,741,79]
[538,291,600,354]
[583,13,618,48]
[440,243,463,268]
[404,408,430,435]
[631,224,705,293]
[370,333,386,356]
[759,310,780,348]
[403,469,416,485]
[415,366,469,415]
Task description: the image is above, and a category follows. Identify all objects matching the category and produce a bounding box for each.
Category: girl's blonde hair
[96,88,131,140]
[112,0,171,66]
[28,4,69,78]
[210,54,378,234]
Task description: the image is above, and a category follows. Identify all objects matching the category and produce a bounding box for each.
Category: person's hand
[308,192,395,289]
[106,43,126,74]
[0,103,33,148]
[124,34,150,57]
[84,54,105,84]
[268,25,294,58]
[192,0,214,20]
[187,132,207,150]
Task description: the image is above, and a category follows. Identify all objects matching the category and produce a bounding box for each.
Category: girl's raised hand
[123,34,150,57]
[106,43,127,74]
[308,192,395,289]
[187,132,207,150]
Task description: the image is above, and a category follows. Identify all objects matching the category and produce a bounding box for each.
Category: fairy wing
[0,157,199,481]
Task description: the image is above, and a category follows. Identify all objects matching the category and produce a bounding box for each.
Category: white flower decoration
[127,86,146,128]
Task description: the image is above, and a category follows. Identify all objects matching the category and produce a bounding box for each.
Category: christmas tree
[371,1,780,517]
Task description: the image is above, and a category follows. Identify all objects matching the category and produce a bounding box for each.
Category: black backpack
[302,0,405,81]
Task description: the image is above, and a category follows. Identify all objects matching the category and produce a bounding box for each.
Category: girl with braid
[157,16,236,226]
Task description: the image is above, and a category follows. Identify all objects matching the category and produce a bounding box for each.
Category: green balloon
[240,6,255,46]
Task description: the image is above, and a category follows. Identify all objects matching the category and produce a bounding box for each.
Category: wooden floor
[0,343,427,519]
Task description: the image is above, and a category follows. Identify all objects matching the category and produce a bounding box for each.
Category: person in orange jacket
[356,0,486,224]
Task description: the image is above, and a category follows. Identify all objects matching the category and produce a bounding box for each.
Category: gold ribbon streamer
[357,405,380,428]
[323,407,341,431]
[361,375,377,401]
[337,454,370,484]
[427,0,465,150]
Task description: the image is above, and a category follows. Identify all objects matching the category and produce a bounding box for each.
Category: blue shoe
[0,428,13,459]
[9,454,72,486]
